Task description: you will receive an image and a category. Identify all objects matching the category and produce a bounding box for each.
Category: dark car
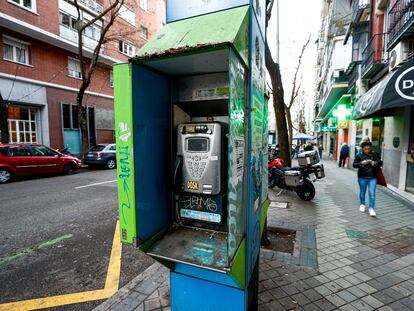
[0,144,82,183]
[84,144,116,169]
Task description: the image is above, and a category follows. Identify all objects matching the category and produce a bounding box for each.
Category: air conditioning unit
[356,79,369,97]
[389,41,414,71]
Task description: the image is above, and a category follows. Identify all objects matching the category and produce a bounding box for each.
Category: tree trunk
[265,43,291,167]
[286,108,293,159]
[0,93,9,144]
[76,85,90,158]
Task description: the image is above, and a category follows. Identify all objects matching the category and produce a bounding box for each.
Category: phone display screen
[187,138,209,152]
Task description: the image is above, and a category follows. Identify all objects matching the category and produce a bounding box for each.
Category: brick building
[0,0,165,154]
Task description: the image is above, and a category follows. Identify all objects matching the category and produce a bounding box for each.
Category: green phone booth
[113,1,269,310]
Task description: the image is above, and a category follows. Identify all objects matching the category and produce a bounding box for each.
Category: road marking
[0,234,74,265]
[0,221,122,311]
[74,179,117,189]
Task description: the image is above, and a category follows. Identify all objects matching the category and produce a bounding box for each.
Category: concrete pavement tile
[278,296,299,310]
[325,293,347,307]
[269,287,289,299]
[350,300,374,311]
[313,298,337,311]
[262,301,285,311]
[373,290,398,305]
[302,303,322,311]
[335,290,358,303]
[390,301,412,311]
[302,289,323,302]
[361,295,385,309]
[291,293,311,306]
[315,285,333,296]
[339,304,360,311]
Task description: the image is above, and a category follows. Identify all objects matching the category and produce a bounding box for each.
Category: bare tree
[285,35,311,149]
[73,0,126,157]
[294,90,307,134]
[265,0,291,165]
[0,92,9,143]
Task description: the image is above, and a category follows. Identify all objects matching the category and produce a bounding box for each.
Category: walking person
[339,143,350,168]
[353,141,383,217]
[318,144,324,160]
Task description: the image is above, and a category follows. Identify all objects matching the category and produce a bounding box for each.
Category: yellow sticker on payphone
[187,181,199,190]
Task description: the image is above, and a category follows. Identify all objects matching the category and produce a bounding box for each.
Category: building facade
[0,0,165,154]
[315,0,414,199]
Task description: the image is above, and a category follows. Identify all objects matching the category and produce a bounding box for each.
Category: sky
[267,0,322,132]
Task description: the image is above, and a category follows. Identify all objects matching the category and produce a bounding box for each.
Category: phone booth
[113,1,269,310]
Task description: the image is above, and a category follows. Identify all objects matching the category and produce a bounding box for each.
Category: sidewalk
[95,160,414,311]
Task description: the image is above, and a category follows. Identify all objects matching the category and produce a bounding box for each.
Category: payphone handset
[176,123,224,195]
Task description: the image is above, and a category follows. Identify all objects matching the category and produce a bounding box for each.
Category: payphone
[175,122,227,227]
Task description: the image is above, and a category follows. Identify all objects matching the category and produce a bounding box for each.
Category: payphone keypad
[186,155,208,179]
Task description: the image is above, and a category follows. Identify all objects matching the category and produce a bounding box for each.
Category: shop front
[353,58,414,198]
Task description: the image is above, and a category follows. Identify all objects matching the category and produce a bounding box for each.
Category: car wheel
[0,169,12,183]
[64,163,76,175]
[106,159,116,169]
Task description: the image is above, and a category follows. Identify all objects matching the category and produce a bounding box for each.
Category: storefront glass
[7,106,38,143]
[372,118,385,157]
[406,108,414,194]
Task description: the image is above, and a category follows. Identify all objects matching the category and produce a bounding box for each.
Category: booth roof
[132,5,249,64]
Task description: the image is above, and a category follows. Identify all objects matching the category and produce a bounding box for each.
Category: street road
[0,169,154,310]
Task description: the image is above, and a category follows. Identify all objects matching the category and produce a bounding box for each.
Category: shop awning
[353,58,414,119]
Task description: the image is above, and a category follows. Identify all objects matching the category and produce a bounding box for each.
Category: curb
[93,262,169,311]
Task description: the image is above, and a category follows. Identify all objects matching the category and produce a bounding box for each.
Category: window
[119,5,135,25]
[3,36,30,65]
[7,146,32,157]
[139,0,148,11]
[9,0,36,12]
[109,145,116,151]
[118,40,135,56]
[62,103,80,129]
[109,70,114,87]
[68,58,82,79]
[140,26,148,40]
[8,106,37,143]
[83,20,102,41]
[59,11,80,31]
[0,147,9,156]
[32,146,58,157]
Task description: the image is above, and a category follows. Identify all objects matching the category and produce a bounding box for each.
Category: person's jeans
[358,178,377,209]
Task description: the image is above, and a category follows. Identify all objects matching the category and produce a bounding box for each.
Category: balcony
[361,33,388,79]
[351,0,370,24]
[387,0,414,50]
[77,0,103,15]
[345,61,361,91]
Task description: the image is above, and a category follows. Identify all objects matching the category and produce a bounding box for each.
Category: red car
[0,144,82,183]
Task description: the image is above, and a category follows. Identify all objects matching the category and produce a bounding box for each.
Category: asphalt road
[0,169,154,310]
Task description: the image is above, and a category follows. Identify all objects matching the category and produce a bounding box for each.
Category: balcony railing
[387,0,414,50]
[345,60,361,91]
[77,0,103,14]
[352,0,370,24]
[361,33,388,78]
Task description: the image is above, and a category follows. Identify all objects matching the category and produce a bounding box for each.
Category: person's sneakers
[359,204,366,212]
[369,208,377,217]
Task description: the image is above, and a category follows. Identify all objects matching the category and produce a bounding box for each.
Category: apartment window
[68,58,82,79]
[140,26,148,40]
[62,104,79,129]
[109,70,114,87]
[140,0,148,11]
[119,5,135,25]
[118,40,135,56]
[3,36,30,65]
[59,11,80,31]
[8,106,38,143]
[84,23,102,41]
[9,0,36,12]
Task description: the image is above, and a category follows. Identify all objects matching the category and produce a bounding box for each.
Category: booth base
[147,226,229,272]
[170,271,246,311]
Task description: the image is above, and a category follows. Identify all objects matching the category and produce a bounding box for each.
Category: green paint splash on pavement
[0,234,74,265]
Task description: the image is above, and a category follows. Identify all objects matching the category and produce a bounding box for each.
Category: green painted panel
[135,6,249,59]
[113,64,137,244]
[233,8,250,67]
[227,49,247,261]
[229,239,246,289]
[260,199,270,236]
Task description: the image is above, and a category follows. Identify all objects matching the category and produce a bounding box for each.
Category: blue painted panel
[174,263,241,289]
[132,64,172,241]
[166,0,249,23]
[245,8,266,285]
[171,272,246,311]
[63,129,80,155]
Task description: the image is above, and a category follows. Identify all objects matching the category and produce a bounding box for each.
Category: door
[31,145,62,173]
[7,146,37,176]
[63,130,81,155]
[406,109,414,194]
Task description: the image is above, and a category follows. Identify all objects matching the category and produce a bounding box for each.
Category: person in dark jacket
[339,143,350,168]
[353,141,383,217]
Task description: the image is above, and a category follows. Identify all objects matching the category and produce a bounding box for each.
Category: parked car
[84,144,116,169]
[0,144,82,183]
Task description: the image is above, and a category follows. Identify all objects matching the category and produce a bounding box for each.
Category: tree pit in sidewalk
[262,227,296,254]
